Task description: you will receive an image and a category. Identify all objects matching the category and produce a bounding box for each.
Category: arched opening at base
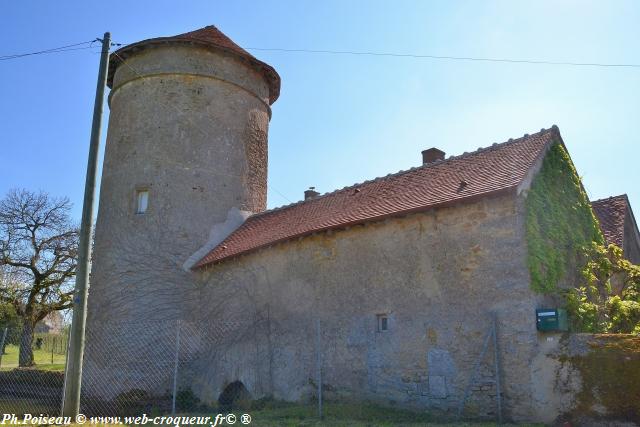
[218,381,251,410]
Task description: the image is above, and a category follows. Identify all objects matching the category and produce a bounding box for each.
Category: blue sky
[1,1,639,220]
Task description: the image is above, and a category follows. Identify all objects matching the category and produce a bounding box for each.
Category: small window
[136,189,149,214]
[377,314,388,332]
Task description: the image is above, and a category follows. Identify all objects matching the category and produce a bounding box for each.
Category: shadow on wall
[218,381,252,411]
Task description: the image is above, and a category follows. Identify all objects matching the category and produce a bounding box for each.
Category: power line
[110,37,639,69]
[4,37,639,69]
[0,40,99,61]
[243,46,640,69]
[269,187,294,204]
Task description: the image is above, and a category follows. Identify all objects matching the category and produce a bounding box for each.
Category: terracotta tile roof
[591,195,629,248]
[107,25,281,104]
[195,127,561,268]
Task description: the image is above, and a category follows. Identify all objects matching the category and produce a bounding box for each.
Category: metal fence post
[172,319,181,415]
[315,319,322,419]
[492,312,502,424]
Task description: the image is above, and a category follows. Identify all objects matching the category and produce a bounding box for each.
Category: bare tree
[0,189,78,366]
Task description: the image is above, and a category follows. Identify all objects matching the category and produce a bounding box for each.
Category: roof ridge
[255,126,559,219]
[196,125,560,267]
[591,194,629,204]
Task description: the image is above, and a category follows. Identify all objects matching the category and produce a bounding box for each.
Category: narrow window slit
[136,189,149,214]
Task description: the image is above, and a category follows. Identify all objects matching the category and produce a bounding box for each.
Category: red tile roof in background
[195,127,561,268]
[107,25,281,104]
[591,195,630,248]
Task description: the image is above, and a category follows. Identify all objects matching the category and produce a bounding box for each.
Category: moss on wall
[568,334,640,421]
[525,143,604,294]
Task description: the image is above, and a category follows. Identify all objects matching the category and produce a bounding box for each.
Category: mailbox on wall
[536,308,569,332]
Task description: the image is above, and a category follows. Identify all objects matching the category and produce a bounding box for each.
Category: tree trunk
[19,321,35,367]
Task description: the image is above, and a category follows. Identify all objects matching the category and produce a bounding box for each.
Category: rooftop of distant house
[592,194,633,248]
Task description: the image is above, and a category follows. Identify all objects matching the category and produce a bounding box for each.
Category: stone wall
[186,192,545,421]
[531,333,640,425]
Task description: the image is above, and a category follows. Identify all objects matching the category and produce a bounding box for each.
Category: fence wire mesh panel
[1,314,503,422]
[80,319,205,416]
[0,325,68,416]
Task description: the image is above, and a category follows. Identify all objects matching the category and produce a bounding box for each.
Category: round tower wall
[86,44,271,361]
[99,45,270,255]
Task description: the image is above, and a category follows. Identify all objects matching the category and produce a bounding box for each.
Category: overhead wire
[0,40,99,61]
[3,37,639,69]
[3,36,637,203]
[109,38,640,69]
[242,46,640,68]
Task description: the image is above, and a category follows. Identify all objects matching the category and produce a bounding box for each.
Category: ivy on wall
[567,242,640,333]
[525,142,604,294]
[525,142,640,332]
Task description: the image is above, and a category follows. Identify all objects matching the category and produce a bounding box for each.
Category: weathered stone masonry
[187,193,543,421]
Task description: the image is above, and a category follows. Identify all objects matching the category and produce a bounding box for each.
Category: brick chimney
[422,148,445,164]
[305,187,320,200]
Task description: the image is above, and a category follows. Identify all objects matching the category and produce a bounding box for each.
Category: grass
[244,402,465,426]
[0,344,66,371]
[248,402,436,426]
[0,399,60,415]
[203,402,542,427]
[0,400,545,426]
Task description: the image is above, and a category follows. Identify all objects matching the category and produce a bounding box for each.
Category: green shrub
[607,296,640,333]
[176,388,200,411]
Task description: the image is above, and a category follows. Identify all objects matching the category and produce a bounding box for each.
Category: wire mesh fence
[80,319,206,416]
[0,325,67,416]
[0,315,503,422]
[0,319,208,417]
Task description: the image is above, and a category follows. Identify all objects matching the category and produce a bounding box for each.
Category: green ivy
[525,143,604,294]
[567,242,640,333]
[525,142,640,332]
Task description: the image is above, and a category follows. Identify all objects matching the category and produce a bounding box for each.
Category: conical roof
[107,25,280,104]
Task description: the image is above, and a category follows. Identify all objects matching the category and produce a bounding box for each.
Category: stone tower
[84,27,280,393]
[100,24,278,239]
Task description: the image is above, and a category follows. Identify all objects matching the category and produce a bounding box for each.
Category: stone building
[84,25,638,423]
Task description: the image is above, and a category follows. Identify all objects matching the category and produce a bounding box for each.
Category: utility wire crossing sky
[1,1,638,220]
[3,39,640,69]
